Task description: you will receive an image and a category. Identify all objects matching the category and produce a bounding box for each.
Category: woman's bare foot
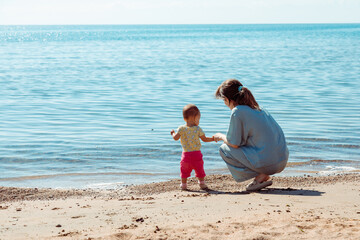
[255,173,270,183]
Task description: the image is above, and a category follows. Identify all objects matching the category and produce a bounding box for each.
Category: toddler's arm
[170,129,180,141]
[200,135,215,142]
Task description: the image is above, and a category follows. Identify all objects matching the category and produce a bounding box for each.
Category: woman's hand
[213,133,226,142]
[213,133,239,148]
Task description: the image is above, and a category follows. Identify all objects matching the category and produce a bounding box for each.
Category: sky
[0,0,359,25]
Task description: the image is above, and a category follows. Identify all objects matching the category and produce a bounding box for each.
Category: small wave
[325,166,357,171]
[287,137,335,143]
[0,172,165,182]
[331,144,360,149]
[286,159,357,167]
[319,166,360,175]
[85,182,125,189]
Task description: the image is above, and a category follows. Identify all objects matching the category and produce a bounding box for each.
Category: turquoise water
[0,24,359,188]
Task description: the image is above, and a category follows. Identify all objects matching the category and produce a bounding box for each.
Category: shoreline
[1,159,359,190]
[1,173,359,239]
[1,173,359,202]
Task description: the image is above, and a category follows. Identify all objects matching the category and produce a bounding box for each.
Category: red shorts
[180,151,206,179]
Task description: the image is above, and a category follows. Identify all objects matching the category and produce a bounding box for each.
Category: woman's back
[228,105,289,168]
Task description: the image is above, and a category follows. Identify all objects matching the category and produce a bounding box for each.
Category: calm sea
[0,24,359,189]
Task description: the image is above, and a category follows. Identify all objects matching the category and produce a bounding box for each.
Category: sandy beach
[1,174,359,240]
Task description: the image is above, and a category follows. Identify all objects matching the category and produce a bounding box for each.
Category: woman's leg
[255,173,270,183]
[220,144,287,184]
[219,144,258,182]
[255,158,287,182]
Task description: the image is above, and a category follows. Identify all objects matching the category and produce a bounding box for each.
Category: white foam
[85,182,125,189]
[319,165,357,175]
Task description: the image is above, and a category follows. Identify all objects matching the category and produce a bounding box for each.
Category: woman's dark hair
[215,79,260,110]
[183,104,200,120]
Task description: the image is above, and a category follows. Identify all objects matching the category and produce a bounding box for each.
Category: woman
[213,79,289,191]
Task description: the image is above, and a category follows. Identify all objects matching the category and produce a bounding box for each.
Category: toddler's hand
[170,129,175,135]
[213,133,225,142]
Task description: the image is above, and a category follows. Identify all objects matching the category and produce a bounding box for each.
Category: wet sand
[0,174,359,239]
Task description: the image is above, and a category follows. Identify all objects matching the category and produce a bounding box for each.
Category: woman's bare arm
[213,133,239,148]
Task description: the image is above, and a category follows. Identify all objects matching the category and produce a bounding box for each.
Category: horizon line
[1,22,360,27]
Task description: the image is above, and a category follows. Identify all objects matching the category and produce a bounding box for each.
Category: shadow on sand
[256,187,325,196]
[185,187,324,197]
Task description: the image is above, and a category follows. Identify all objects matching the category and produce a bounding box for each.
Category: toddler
[170,104,215,190]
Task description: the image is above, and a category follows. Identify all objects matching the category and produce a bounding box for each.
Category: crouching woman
[213,79,289,191]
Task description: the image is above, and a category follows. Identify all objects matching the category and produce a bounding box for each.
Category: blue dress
[219,105,289,182]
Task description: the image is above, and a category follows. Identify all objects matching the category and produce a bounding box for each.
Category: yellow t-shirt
[177,125,204,152]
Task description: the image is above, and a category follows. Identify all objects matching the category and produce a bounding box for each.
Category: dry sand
[0,174,359,239]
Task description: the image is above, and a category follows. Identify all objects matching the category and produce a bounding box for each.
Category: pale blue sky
[1,0,359,25]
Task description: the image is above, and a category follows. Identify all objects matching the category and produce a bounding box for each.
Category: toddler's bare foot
[180,183,187,191]
[199,181,208,190]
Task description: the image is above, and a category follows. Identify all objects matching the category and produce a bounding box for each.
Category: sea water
[0,24,359,189]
